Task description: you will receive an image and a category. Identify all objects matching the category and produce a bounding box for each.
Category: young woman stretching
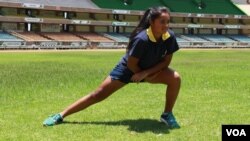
[43,6,181,129]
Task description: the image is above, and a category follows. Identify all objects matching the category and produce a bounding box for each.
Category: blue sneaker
[43,113,63,126]
[160,112,180,129]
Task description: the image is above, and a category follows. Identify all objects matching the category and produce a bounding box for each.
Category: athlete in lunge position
[43,6,181,129]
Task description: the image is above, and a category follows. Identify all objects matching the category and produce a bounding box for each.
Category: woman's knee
[172,71,181,85]
[166,71,181,85]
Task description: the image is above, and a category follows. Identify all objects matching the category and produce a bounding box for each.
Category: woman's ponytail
[130,8,151,39]
[126,6,170,52]
[126,8,151,52]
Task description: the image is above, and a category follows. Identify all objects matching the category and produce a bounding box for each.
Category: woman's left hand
[131,71,148,82]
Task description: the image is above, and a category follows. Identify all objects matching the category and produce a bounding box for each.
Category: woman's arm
[145,54,173,76]
[131,54,173,82]
[127,56,142,73]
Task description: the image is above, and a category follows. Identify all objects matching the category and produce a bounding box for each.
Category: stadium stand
[0,0,99,8]
[0,0,249,49]
[40,32,84,41]
[232,0,250,16]
[122,33,131,38]
[92,0,165,10]
[0,31,23,41]
[180,35,209,42]
[228,34,250,42]
[14,32,50,41]
[176,36,189,42]
[199,35,237,43]
[92,0,246,15]
[0,7,17,16]
[102,33,129,42]
[162,0,245,15]
[175,36,192,48]
[0,31,24,48]
[75,33,114,42]
[232,0,249,4]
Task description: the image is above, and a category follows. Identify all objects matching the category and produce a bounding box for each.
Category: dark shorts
[109,64,146,84]
[109,64,134,84]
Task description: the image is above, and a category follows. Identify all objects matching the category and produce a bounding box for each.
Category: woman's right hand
[131,71,148,82]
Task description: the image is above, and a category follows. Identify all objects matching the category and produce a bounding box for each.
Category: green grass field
[0,49,249,141]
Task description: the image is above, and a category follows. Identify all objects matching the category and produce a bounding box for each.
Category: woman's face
[151,12,170,35]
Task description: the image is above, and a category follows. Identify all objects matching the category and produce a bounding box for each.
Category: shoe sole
[43,122,60,127]
[160,117,180,129]
[43,120,63,127]
[160,117,170,127]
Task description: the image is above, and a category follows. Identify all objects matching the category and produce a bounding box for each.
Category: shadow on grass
[63,118,171,134]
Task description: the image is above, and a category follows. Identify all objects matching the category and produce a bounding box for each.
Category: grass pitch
[0,49,249,141]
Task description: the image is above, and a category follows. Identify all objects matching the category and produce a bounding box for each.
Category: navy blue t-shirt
[119,29,179,70]
[109,28,179,83]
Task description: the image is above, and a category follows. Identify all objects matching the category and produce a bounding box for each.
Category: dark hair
[126,6,170,52]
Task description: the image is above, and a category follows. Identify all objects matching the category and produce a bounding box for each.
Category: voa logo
[226,129,246,136]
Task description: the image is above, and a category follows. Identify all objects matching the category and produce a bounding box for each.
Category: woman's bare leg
[60,76,126,118]
[145,68,181,112]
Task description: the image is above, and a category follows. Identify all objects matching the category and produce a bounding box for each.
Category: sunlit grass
[0,49,249,141]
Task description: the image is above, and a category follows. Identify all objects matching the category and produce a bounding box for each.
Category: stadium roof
[0,0,99,9]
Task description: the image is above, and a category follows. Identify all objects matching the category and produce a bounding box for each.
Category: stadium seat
[41,32,84,41]
[200,34,237,43]
[16,32,50,41]
[180,35,209,42]
[0,32,23,41]
[102,33,129,42]
[176,36,189,42]
[76,33,114,42]
[228,35,250,42]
